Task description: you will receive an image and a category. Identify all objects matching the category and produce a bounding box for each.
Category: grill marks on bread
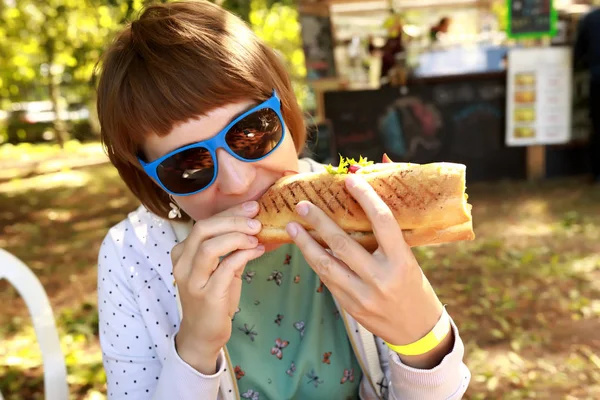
[256,162,469,233]
[261,180,351,216]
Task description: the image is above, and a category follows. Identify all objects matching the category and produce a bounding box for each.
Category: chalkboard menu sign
[507,0,557,39]
[323,74,529,182]
[300,119,337,164]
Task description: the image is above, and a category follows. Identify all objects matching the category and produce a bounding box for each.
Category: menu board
[506,47,572,146]
[507,0,557,39]
[323,74,530,182]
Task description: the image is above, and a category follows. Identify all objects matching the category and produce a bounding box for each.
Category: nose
[214,148,256,195]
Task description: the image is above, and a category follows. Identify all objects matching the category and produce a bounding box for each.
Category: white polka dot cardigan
[97,161,471,399]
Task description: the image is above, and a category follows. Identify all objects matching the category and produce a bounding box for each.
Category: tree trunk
[48,76,69,148]
[44,37,69,148]
[87,93,101,137]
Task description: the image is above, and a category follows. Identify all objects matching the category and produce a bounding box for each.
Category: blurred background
[1,0,599,399]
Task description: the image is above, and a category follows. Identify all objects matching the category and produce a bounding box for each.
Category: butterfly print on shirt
[323,352,332,364]
[316,279,325,293]
[341,368,355,384]
[294,320,305,340]
[284,254,291,265]
[286,362,296,377]
[241,389,260,400]
[267,270,283,286]
[238,324,258,341]
[306,369,324,388]
[270,338,289,360]
[294,275,300,284]
[243,271,255,283]
[234,365,245,380]
[274,314,284,326]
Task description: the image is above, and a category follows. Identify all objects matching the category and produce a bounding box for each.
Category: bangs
[97,4,275,166]
[95,0,306,221]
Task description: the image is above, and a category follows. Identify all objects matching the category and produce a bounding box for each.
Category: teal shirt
[227,244,362,400]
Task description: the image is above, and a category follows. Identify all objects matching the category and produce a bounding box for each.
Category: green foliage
[0,0,130,103]
[249,0,308,108]
[0,0,309,141]
[491,0,508,32]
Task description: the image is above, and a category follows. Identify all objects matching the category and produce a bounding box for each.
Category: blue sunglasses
[138,91,285,196]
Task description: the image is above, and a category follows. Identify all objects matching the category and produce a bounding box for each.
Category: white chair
[0,249,69,400]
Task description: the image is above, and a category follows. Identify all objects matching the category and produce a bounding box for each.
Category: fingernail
[248,219,260,229]
[243,201,258,211]
[286,222,298,238]
[296,202,309,216]
[256,244,265,252]
[346,175,359,188]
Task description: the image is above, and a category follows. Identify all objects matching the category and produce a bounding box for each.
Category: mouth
[247,185,273,203]
[247,171,299,203]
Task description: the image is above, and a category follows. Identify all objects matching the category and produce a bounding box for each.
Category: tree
[0,0,307,146]
[1,0,130,146]
[248,0,308,107]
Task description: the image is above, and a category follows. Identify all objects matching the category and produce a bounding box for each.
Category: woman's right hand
[170,201,264,375]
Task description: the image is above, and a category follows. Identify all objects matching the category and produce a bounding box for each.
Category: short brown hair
[96,0,306,220]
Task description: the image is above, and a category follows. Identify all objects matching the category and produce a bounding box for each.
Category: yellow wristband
[384,307,451,356]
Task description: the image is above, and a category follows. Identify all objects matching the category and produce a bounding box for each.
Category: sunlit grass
[0,140,107,183]
[1,157,599,399]
[0,141,105,163]
[0,170,94,193]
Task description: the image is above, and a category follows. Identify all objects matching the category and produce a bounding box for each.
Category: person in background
[430,17,451,43]
[380,13,405,82]
[574,8,600,184]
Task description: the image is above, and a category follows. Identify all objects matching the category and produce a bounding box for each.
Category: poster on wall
[506,47,572,146]
[323,76,530,182]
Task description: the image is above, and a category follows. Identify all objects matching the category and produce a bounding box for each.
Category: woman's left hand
[286,174,452,366]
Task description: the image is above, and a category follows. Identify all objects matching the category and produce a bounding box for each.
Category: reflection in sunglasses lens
[157,147,215,194]
[226,108,283,160]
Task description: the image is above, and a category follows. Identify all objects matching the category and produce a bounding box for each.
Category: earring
[168,195,181,219]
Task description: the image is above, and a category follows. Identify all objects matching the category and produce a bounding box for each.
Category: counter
[312,71,590,182]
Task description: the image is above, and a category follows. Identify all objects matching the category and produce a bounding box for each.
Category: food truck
[299,0,594,181]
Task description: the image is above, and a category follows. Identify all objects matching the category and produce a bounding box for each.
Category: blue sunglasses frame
[138,90,285,197]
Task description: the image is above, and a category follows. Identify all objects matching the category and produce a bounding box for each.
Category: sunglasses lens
[157,147,214,194]
[225,108,283,160]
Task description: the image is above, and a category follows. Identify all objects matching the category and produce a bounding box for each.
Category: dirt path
[1,165,599,399]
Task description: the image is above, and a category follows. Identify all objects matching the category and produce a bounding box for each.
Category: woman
[430,17,451,43]
[96,1,471,399]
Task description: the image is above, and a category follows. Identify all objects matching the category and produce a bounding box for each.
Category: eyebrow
[223,101,260,129]
[163,101,260,156]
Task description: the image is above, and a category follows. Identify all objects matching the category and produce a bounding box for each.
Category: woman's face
[142,99,300,221]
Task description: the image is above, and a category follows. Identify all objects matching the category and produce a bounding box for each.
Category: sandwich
[255,154,474,251]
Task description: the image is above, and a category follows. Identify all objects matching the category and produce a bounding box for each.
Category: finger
[293,201,375,282]
[206,246,265,301]
[344,174,409,257]
[188,232,260,288]
[213,200,260,219]
[177,207,261,271]
[286,221,365,296]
